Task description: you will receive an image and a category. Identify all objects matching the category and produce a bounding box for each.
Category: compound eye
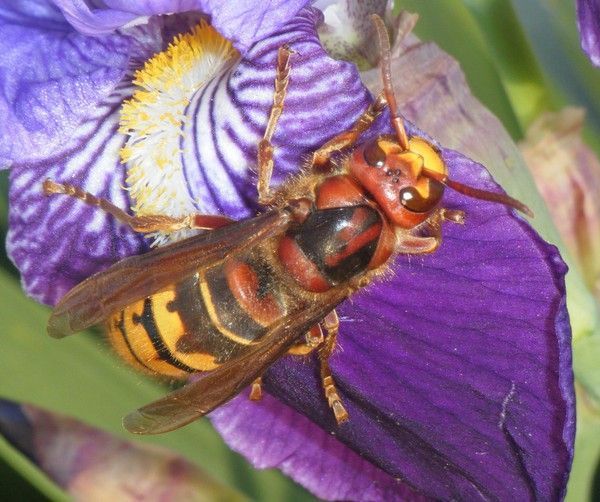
[363,141,386,168]
[399,180,445,213]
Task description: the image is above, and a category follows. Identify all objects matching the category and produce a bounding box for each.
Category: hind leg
[286,310,349,424]
[317,310,348,424]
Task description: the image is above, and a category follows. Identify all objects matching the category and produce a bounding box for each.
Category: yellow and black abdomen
[107,252,288,379]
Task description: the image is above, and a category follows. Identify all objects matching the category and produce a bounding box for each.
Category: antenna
[371,15,533,217]
[422,168,534,217]
[372,14,409,151]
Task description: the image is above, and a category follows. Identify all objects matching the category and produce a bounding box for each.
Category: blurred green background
[1,0,600,500]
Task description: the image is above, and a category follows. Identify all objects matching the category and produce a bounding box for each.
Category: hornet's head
[353,15,532,230]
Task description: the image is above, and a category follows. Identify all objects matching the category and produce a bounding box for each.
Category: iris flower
[0,0,574,500]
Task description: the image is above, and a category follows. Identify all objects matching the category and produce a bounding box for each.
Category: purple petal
[213,151,574,500]
[4,3,574,499]
[3,5,189,305]
[7,84,147,305]
[577,0,600,67]
[181,7,372,217]
[51,0,311,52]
[0,0,162,167]
[0,2,124,167]
[8,7,372,305]
[212,393,425,501]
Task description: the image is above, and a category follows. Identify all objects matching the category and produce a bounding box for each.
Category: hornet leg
[251,325,324,402]
[309,93,387,171]
[318,309,349,424]
[257,45,295,206]
[249,376,263,401]
[43,179,233,233]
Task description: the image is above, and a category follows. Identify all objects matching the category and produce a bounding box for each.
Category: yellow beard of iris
[119,21,238,243]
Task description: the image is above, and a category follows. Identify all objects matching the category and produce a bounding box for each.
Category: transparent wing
[48,210,291,338]
[123,289,349,434]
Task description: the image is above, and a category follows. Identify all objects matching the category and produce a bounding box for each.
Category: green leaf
[511,0,600,151]
[461,0,557,128]
[0,435,66,501]
[566,392,600,502]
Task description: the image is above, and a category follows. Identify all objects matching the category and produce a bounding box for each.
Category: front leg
[396,208,466,254]
[257,45,295,206]
[309,93,387,171]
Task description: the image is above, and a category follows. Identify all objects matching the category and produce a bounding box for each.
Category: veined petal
[51,0,311,53]
[576,0,600,67]
[212,393,425,501]
[0,0,152,167]
[8,6,370,302]
[182,7,371,216]
[4,6,205,304]
[7,82,146,306]
[214,150,573,501]
[122,7,372,222]
[4,3,574,500]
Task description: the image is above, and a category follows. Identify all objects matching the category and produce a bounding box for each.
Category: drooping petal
[0,0,158,167]
[213,150,574,501]
[0,399,244,500]
[51,0,311,53]
[520,107,600,293]
[576,0,600,67]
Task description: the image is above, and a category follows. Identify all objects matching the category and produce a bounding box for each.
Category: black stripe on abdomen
[167,274,250,364]
[132,298,198,373]
[202,263,269,343]
[114,310,156,372]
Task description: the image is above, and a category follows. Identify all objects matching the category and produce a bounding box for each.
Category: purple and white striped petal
[3,2,574,499]
[576,0,600,67]
[0,1,154,168]
[7,82,146,306]
[213,150,574,501]
[179,7,372,218]
[6,6,373,304]
[122,7,373,223]
[51,0,311,53]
